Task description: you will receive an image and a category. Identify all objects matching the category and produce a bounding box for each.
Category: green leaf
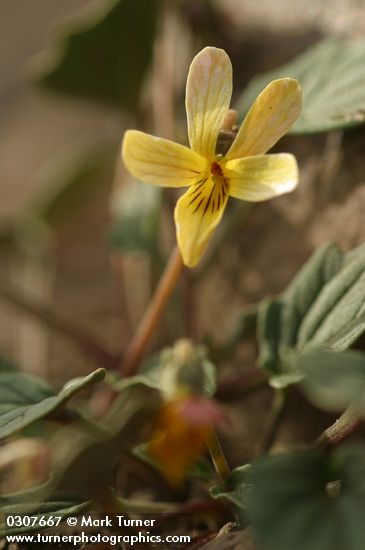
[105,353,163,393]
[210,465,252,510]
[237,38,365,134]
[34,0,160,111]
[0,372,55,415]
[297,348,365,412]
[0,477,89,536]
[52,384,162,499]
[0,368,105,440]
[281,243,344,348]
[269,372,304,390]
[326,315,365,352]
[297,247,365,349]
[257,243,365,380]
[0,492,89,536]
[106,372,162,393]
[110,179,162,254]
[250,445,365,550]
[257,299,283,373]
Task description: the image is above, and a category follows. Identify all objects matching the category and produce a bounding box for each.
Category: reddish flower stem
[120,246,184,376]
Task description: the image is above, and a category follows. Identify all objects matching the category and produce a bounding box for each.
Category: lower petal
[225,153,299,202]
[174,177,229,267]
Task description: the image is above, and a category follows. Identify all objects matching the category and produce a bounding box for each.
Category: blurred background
[1,0,365,390]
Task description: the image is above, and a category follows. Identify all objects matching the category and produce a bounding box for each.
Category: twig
[181,531,217,550]
[0,281,119,369]
[120,246,184,376]
[316,406,362,450]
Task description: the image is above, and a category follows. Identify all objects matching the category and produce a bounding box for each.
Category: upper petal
[174,175,229,267]
[122,130,207,187]
[186,47,232,159]
[225,153,299,202]
[226,79,302,160]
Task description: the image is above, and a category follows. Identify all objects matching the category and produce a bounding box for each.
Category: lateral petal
[186,47,232,159]
[225,153,299,202]
[226,79,302,159]
[174,176,229,267]
[122,130,207,187]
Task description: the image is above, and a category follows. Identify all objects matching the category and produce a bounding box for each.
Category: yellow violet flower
[148,396,224,485]
[122,46,302,267]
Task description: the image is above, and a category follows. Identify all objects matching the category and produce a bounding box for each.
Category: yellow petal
[174,175,229,267]
[186,47,232,159]
[122,130,207,187]
[225,153,299,202]
[226,79,302,160]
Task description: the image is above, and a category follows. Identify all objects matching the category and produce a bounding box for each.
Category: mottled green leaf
[257,298,283,373]
[0,485,89,537]
[52,385,161,499]
[257,243,365,380]
[237,38,365,134]
[106,372,162,393]
[0,372,54,415]
[250,445,365,550]
[269,372,304,390]
[298,247,365,349]
[298,348,365,412]
[210,465,252,510]
[326,315,365,352]
[0,369,105,440]
[281,243,344,347]
[35,0,160,111]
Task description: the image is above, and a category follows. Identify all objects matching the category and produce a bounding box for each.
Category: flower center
[187,161,228,217]
[210,162,223,177]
